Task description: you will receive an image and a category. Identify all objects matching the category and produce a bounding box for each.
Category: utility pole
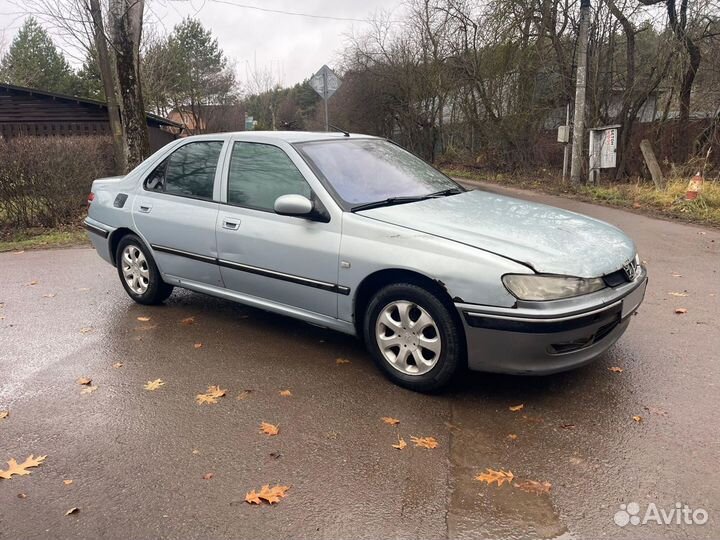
[570,0,591,184]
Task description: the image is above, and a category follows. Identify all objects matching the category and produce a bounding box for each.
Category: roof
[184,130,378,143]
[0,83,182,128]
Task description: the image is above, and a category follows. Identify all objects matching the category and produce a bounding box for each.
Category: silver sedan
[85,131,647,391]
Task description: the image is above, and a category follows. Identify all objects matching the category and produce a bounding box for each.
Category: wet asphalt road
[1,184,719,540]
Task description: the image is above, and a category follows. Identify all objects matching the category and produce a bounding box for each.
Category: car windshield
[295,138,459,208]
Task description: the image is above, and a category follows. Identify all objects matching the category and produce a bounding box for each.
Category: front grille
[603,269,629,287]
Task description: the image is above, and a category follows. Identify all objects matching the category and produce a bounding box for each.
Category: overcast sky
[0,0,404,87]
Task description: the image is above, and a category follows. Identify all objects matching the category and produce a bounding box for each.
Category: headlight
[502,274,606,301]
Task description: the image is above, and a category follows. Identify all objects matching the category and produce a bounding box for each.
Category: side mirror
[274,194,313,216]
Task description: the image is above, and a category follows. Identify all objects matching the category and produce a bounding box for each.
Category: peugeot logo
[622,259,638,281]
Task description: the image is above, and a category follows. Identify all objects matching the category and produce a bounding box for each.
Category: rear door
[133,139,227,286]
[216,139,343,318]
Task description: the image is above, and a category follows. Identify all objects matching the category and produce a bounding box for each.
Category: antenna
[329,124,350,137]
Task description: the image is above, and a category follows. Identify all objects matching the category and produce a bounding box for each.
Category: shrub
[0,136,116,229]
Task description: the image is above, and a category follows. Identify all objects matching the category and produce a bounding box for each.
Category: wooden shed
[0,83,181,152]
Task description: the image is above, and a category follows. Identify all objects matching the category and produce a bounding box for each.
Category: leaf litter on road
[475,468,514,487]
[144,379,165,391]
[509,404,524,412]
[195,385,226,404]
[381,417,400,426]
[514,480,552,495]
[260,422,279,436]
[245,484,290,505]
[410,436,438,449]
[80,385,98,395]
[392,435,407,450]
[76,377,92,385]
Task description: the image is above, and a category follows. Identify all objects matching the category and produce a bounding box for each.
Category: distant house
[167,104,246,136]
[0,83,181,152]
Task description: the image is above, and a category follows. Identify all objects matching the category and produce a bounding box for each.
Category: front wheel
[363,283,463,392]
[116,234,174,305]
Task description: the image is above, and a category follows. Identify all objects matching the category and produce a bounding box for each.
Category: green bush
[0,136,116,228]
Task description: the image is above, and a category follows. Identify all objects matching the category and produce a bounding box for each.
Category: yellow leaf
[79,327,93,334]
[381,416,400,426]
[28,280,38,286]
[507,434,518,441]
[207,385,226,398]
[144,379,165,391]
[195,394,218,405]
[195,385,226,404]
[279,389,292,397]
[668,292,688,297]
[410,436,439,449]
[76,377,92,385]
[192,449,200,455]
[193,343,203,349]
[0,410,9,420]
[632,415,643,423]
[245,490,262,504]
[260,422,279,436]
[245,484,290,505]
[0,455,47,480]
[181,316,195,325]
[509,404,524,412]
[80,385,98,394]
[392,436,407,450]
[137,316,151,322]
[63,479,73,485]
[475,468,514,487]
[65,507,79,516]
[336,358,351,365]
[674,308,688,314]
[671,272,682,277]
[112,362,123,369]
[514,480,552,495]
[42,293,56,298]
[608,366,624,373]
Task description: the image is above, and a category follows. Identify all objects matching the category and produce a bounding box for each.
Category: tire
[115,234,174,305]
[363,283,463,392]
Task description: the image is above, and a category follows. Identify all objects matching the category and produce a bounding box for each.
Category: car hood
[357,190,636,278]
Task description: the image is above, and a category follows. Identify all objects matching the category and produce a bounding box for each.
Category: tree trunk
[676,38,701,161]
[88,0,125,173]
[109,0,149,171]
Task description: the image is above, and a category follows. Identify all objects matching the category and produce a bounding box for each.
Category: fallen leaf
[336,358,351,365]
[80,385,98,394]
[668,292,688,297]
[144,379,165,391]
[260,422,279,436]
[137,316,151,322]
[193,343,203,349]
[632,415,643,423]
[79,327,93,334]
[509,404,524,412]
[514,480,552,495]
[278,389,292,397]
[28,280,38,286]
[507,434,518,441]
[195,385,226,404]
[63,479,73,485]
[608,366,624,373]
[65,507,79,516]
[42,293,56,298]
[0,455,47,480]
[112,362,123,369]
[410,436,439,449]
[475,468,515,487]
[17,493,27,499]
[671,272,683,277]
[202,472,214,480]
[246,484,290,505]
[237,390,252,400]
[14,250,25,254]
[181,317,195,326]
[0,410,8,420]
[381,417,400,426]
[76,377,92,385]
[392,436,407,450]
[192,449,200,455]
[674,308,688,314]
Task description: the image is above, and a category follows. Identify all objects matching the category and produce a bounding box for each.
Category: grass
[0,227,89,253]
[444,166,720,228]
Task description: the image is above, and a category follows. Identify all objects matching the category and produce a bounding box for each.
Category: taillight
[87,192,95,204]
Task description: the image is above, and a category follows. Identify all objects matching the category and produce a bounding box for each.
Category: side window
[227,142,312,211]
[144,141,223,200]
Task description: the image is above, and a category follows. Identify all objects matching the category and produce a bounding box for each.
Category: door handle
[222,219,240,230]
[138,204,152,213]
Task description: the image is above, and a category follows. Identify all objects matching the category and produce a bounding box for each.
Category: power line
[170,0,381,23]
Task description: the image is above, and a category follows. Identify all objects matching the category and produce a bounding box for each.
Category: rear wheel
[364,283,463,392]
[116,234,173,305]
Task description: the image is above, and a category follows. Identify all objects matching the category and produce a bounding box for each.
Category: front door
[216,140,342,318]
[133,140,226,287]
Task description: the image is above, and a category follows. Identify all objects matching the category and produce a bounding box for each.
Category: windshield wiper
[350,187,463,212]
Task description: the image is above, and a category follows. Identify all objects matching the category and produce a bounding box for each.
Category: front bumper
[457,272,647,374]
